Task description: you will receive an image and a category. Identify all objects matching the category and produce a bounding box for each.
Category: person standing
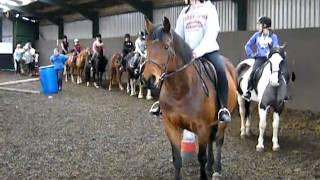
[50,48,68,91]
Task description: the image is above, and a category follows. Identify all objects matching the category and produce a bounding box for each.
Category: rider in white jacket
[134,31,146,59]
[150,0,231,123]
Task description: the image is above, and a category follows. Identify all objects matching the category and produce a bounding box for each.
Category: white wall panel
[248,0,320,30]
[100,12,145,38]
[39,25,58,40]
[64,20,92,39]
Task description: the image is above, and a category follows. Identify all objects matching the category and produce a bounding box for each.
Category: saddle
[194,58,218,96]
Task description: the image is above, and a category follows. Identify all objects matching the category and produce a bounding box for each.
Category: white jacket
[175,1,220,58]
[134,37,146,57]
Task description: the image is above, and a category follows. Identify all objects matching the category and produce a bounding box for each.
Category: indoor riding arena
[0,0,320,179]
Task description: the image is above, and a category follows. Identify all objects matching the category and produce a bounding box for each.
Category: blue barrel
[39,65,58,95]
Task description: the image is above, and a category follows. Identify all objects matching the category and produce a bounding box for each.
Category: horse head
[142,17,193,89]
[268,44,287,87]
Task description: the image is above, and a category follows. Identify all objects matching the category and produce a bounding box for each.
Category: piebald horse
[236,45,293,151]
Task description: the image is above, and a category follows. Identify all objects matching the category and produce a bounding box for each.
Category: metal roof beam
[37,0,98,21]
[122,0,153,21]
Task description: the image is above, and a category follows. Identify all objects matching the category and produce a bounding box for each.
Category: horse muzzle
[142,75,157,89]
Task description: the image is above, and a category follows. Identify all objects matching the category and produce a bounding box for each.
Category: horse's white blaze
[257,108,267,150]
[269,53,283,87]
[272,112,280,151]
[270,72,280,86]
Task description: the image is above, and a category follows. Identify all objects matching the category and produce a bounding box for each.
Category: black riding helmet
[125,33,130,39]
[258,16,272,28]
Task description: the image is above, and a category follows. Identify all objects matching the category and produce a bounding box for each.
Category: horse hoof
[212,172,222,180]
[273,146,280,152]
[246,130,252,137]
[120,87,124,91]
[87,82,90,87]
[240,133,246,139]
[146,96,153,100]
[108,87,112,91]
[256,146,264,152]
[138,94,143,99]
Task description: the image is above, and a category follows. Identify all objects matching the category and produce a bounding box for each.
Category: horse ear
[281,42,287,49]
[145,17,154,34]
[163,17,171,33]
[291,71,296,82]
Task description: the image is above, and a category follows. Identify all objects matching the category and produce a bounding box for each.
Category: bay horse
[236,45,293,152]
[108,52,124,91]
[142,17,237,179]
[91,48,108,88]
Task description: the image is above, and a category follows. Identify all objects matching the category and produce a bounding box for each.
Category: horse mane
[149,25,193,64]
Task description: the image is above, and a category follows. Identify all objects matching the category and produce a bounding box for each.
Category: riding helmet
[258,16,272,28]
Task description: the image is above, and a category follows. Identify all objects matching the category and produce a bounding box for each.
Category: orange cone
[181,130,197,163]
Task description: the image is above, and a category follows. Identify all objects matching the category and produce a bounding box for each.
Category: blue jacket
[50,54,68,70]
[245,32,279,59]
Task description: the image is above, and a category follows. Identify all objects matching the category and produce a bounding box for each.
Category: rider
[120,33,135,69]
[243,16,279,101]
[134,31,146,60]
[150,0,232,123]
[72,39,81,64]
[90,34,104,64]
[60,35,69,55]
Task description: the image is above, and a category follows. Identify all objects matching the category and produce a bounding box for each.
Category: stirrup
[149,101,160,116]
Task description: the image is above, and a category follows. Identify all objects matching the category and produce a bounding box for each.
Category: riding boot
[243,78,253,102]
[149,101,161,116]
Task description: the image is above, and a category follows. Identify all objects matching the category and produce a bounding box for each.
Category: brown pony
[142,18,237,179]
[64,48,90,84]
[108,52,124,91]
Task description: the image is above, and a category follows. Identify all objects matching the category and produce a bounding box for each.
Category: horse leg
[109,69,114,91]
[118,71,124,91]
[77,68,80,84]
[272,112,280,151]
[238,96,251,138]
[131,79,137,96]
[127,77,130,94]
[198,129,210,180]
[146,89,153,100]
[206,126,217,177]
[79,68,83,84]
[163,119,183,180]
[130,79,135,96]
[99,72,103,88]
[256,107,267,151]
[138,79,143,99]
[71,68,75,83]
[64,65,68,82]
[212,128,225,179]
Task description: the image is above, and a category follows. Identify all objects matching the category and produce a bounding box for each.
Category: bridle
[141,46,196,88]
